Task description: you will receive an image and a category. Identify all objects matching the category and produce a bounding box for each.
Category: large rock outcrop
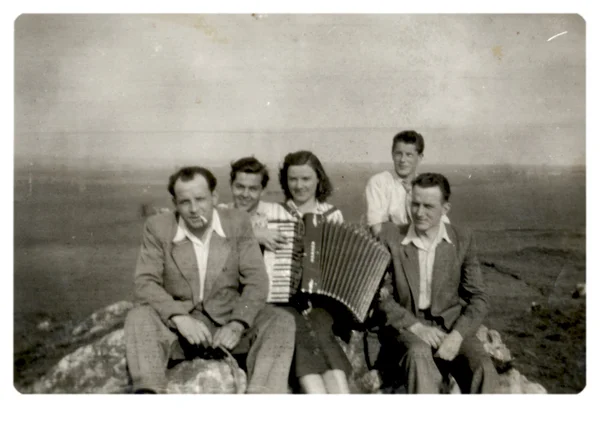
[26,302,246,394]
[340,324,546,394]
[26,301,546,394]
[28,328,246,394]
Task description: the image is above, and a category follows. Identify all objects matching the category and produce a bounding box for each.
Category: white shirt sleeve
[365,172,391,226]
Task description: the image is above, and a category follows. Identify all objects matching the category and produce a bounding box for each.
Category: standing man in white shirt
[365,130,449,236]
[374,173,498,394]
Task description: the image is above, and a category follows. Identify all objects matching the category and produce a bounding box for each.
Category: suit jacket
[376,221,489,339]
[133,207,269,329]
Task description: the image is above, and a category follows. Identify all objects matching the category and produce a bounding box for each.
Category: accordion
[264,213,391,323]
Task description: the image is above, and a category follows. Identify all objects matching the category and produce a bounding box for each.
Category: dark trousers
[377,311,498,394]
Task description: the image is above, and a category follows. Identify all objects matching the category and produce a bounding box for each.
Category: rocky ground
[16,300,547,394]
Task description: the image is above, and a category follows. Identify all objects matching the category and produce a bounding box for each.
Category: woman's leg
[299,374,328,393]
[322,369,351,394]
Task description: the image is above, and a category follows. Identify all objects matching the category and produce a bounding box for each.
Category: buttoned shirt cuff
[366,214,388,226]
[229,319,249,330]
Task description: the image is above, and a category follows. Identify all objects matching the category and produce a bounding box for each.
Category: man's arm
[378,277,446,347]
[365,174,390,235]
[376,272,420,332]
[253,225,286,252]
[134,219,192,325]
[450,230,490,339]
[229,214,270,329]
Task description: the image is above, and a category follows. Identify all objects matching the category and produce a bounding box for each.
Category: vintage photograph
[14,14,585,395]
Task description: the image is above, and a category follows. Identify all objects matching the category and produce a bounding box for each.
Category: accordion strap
[321,206,339,219]
[281,201,300,219]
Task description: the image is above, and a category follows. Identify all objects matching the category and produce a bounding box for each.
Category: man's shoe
[134,388,157,394]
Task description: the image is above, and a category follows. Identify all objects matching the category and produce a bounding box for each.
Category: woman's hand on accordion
[254,227,287,252]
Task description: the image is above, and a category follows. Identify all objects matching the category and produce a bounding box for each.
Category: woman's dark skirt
[280,295,353,378]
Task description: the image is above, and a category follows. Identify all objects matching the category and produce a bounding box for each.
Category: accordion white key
[264,213,391,323]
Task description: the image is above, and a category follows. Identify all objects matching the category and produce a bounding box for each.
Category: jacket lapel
[171,240,201,303]
[399,243,421,309]
[204,234,231,299]
[431,226,457,303]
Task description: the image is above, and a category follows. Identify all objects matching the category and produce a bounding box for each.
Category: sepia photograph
[13,11,586,403]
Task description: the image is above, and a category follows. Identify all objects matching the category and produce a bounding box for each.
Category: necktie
[402,180,412,223]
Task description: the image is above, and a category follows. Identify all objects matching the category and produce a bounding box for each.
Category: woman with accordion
[276,150,353,394]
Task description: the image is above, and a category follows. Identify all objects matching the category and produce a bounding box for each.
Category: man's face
[287,164,318,205]
[411,185,450,235]
[231,172,264,213]
[392,142,422,179]
[173,174,217,234]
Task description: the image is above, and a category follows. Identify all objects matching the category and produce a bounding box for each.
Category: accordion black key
[264,213,391,323]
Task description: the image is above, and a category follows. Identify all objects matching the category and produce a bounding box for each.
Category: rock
[36,320,52,331]
[166,356,246,394]
[572,283,586,299]
[476,325,513,372]
[340,324,545,394]
[496,369,547,394]
[338,330,375,393]
[29,329,130,394]
[71,301,134,341]
[530,301,542,313]
[29,328,246,394]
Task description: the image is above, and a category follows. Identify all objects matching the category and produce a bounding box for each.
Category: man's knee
[476,355,497,376]
[257,305,296,336]
[125,305,163,331]
[404,339,433,361]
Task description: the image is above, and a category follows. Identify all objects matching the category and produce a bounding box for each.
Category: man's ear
[212,191,219,206]
[172,197,177,207]
[443,201,451,215]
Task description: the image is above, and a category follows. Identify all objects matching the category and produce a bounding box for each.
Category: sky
[14,14,585,168]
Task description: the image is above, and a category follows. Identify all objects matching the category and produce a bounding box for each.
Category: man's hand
[254,227,287,252]
[212,321,245,350]
[379,283,392,299]
[434,330,463,361]
[409,322,448,349]
[370,223,383,237]
[171,315,212,346]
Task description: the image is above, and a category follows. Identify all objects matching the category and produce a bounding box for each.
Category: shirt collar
[172,209,226,243]
[246,200,268,218]
[254,200,269,216]
[285,199,328,216]
[401,221,452,249]
[392,169,411,183]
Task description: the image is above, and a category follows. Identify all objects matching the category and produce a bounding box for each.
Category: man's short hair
[412,173,451,202]
[392,130,425,155]
[229,157,270,188]
[168,166,217,198]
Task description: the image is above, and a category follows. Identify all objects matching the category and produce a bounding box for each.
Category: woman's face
[287,164,319,205]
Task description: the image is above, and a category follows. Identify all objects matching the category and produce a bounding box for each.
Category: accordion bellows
[264,213,391,323]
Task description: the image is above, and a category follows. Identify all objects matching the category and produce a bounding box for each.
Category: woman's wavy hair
[278,151,333,202]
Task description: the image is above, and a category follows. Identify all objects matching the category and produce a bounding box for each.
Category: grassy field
[13,163,586,392]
